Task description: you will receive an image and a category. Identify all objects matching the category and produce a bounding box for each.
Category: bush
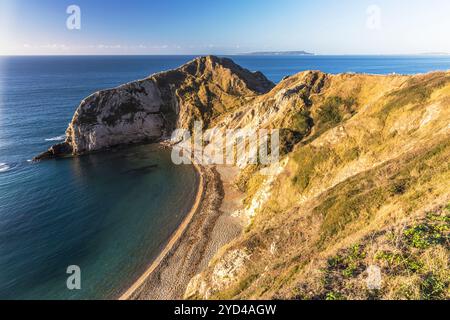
[421,273,446,300]
[291,110,313,135]
[317,96,356,125]
[403,223,448,249]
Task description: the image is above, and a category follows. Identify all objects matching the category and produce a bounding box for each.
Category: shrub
[421,273,446,300]
[403,223,448,249]
[317,96,356,125]
[291,109,313,135]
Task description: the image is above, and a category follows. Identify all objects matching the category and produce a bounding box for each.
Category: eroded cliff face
[66,80,167,154]
[35,56,274,159]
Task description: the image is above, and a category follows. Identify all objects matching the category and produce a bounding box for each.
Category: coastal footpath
[39,56,450,300]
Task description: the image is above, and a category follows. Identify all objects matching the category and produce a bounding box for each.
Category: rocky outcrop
[35,56,450,300]
[33,142,73,161]
[35,56,274,159]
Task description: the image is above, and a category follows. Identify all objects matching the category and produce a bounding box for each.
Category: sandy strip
[119,164,244,300]
[119,163,204,300]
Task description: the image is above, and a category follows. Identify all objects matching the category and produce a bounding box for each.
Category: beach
[120,164,245,300]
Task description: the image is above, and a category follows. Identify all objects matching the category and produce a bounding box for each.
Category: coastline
[119,162,205,300]
[119,163,244,300]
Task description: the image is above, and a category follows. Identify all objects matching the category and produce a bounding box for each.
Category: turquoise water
[0,144,199,299]
[1,55,450,300]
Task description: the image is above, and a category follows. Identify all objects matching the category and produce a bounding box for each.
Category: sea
[1,55,450,299]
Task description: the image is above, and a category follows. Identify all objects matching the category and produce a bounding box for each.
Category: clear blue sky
[1,0,449,55]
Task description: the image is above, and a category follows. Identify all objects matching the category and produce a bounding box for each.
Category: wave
[45,135,66,142]
[0,163,10,173]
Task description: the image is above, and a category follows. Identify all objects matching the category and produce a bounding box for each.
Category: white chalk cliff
[35,56,274,159]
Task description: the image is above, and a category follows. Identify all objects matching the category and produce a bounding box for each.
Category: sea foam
[45,135,66,142]
[0,163,10,173]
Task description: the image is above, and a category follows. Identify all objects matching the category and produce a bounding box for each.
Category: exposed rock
[185,248,251,299]
[39,56,274,158]
[33,142,73,161]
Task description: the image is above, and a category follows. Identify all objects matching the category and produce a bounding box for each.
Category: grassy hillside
[185,71,450,300]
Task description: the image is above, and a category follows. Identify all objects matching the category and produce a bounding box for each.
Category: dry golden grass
[186,71,450,300]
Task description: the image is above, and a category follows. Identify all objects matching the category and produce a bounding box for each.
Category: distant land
[419,52,450,56]
[244,50,314,56]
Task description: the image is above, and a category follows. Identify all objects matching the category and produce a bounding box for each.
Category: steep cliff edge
[34,56,274,159]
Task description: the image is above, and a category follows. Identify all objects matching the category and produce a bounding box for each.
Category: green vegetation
[291,109,313,135]
[316,207,449,300]
[325,292,345,300]
[326,244,366,279]
[421,273,447,300]
[317,96,356,125]
[404,224,448,249]
[375,251,423,273]
[315,186,386,246]
[243,174,266,207]
[380,75,449,119]
[236,165,260,192]
[313,139,450,246]
[389,179,409,195]
[214,274,259,300]
[291,145,334,191]
[342,147,360,162]
[278,129,303,156]
[382,85,432,117]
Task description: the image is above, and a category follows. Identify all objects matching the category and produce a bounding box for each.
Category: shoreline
[119,162,205,300]
[119,164,244,300]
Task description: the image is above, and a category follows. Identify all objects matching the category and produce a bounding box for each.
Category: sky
[1,0,450,55]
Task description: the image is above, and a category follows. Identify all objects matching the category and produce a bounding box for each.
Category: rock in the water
[33,142,73,161]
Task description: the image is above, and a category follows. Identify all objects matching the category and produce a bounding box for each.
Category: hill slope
[185,69,450,300]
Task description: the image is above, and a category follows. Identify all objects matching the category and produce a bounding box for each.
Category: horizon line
[1,53,450,57]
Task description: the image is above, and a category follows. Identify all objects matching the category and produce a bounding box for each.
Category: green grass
[375,251,423,273]
[317,96,356,125]
[291,146,334,191]
[325,291,346,300]
[291,109,313,135]
[342,147,360,162]
[243,174,266,207]
[421,273,447,300]
[380,75,449,120]
[403,220,449,249]
[313,140,449,246]
[278,129,304,156]
[326,244,366,279]
[214,274,259,300]
[382,85,432,116]
[315,186,386,246]
[236,165,260,192]
[317,98,343,125]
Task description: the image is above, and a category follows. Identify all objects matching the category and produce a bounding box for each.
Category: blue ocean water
[0,55,450,299]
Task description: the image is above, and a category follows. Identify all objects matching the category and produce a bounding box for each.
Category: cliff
[36,57,450,300]
[35,56,274,159]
